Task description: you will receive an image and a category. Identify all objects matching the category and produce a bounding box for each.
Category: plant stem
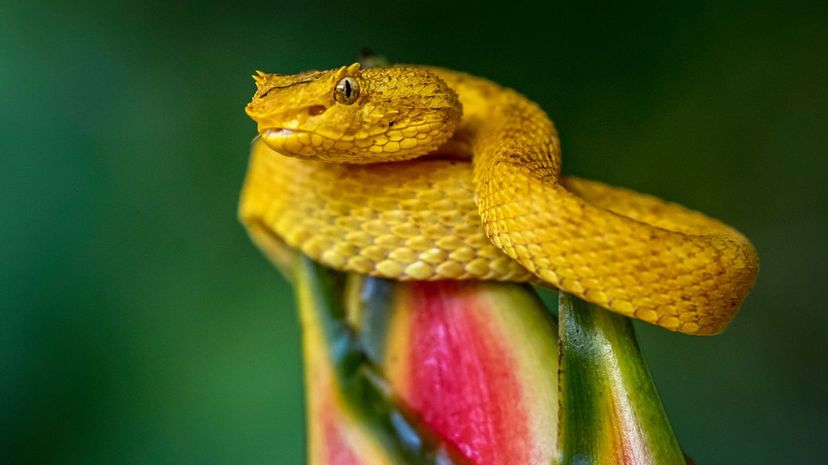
[557,292,686,465]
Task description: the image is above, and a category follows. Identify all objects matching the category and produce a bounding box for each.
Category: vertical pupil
[344,79,352,97]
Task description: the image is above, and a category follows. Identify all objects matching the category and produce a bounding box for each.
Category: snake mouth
[262,128,300,140]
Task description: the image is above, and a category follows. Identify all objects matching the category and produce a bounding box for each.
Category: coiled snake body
[240,63,758,335]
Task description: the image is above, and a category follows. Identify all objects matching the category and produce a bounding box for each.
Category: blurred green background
[2,0,826,463]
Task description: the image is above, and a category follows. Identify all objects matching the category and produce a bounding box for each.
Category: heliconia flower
[294,255,686,465]
[345,276,560,465]
[295,256,468,465]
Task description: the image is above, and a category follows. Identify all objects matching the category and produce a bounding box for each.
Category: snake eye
[334,77,360,104]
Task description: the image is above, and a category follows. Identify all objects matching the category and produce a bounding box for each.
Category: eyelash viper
[240,63,759,335]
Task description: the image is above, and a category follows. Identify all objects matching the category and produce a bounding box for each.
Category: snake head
[245,63,462,163]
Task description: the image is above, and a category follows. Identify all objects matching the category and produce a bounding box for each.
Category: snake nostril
[308,105,327,116]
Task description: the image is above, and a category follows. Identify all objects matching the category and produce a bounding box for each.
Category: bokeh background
[2,0,826,463]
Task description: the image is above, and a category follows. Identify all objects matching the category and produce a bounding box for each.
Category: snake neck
[429,69,562,188]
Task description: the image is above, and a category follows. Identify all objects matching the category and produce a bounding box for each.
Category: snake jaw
[259,127,323,159]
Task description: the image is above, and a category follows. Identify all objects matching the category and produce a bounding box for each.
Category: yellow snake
[239,63,759,335]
